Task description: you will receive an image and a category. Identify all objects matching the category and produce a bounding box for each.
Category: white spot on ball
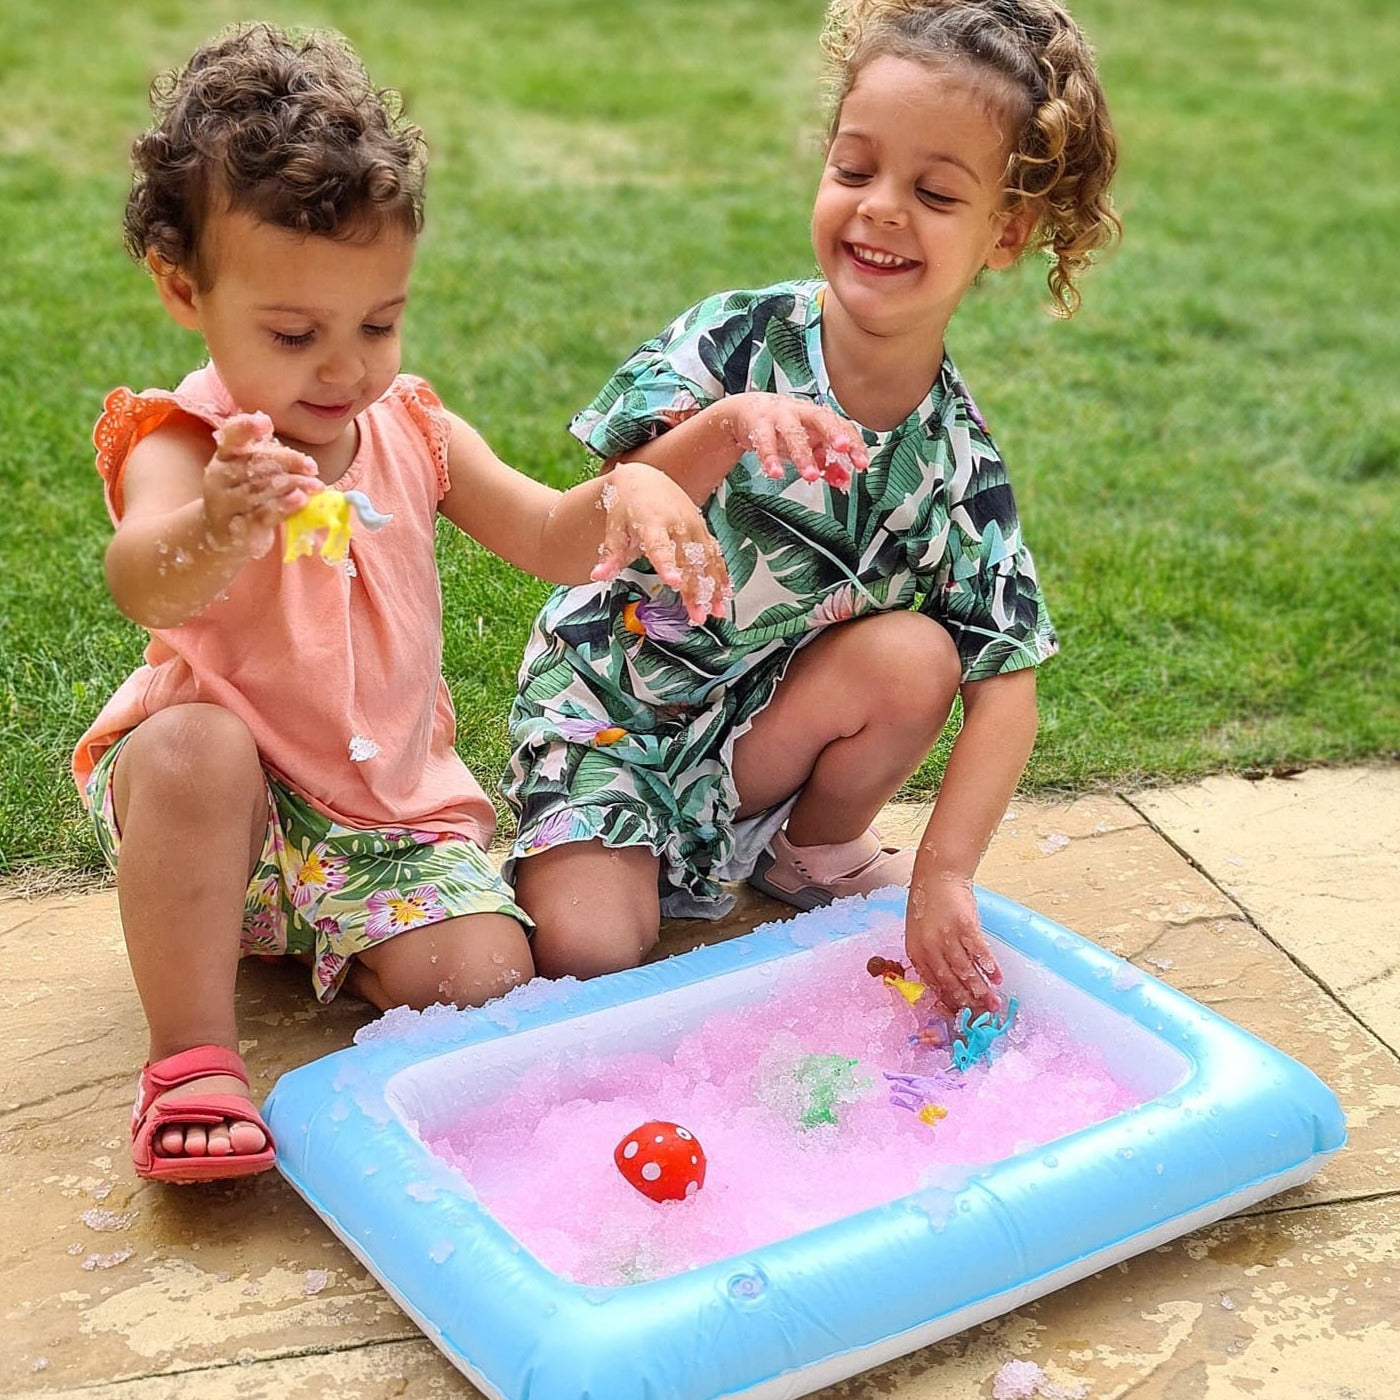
[622,1141,639,1159]
[641,1163,662,1182]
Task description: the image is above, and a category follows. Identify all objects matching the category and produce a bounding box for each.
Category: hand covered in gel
[722,391,869,488]
[903,872,1003,1016]
[591,460,731,625]
[205,413,320,560]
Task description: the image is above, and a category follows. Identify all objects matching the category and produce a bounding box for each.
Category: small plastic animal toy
[866,955,928,1006]
[794,1053,862,1128]
[283,488,393,564]
[614,1121,706,1202]
[949,997,1020,1072]
[882,1069,963,1123]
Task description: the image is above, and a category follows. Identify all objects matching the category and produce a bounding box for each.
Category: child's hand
[592,461,731,624]
[205,413,320,558]
[904,873,1003,1016]
[720,392,869,488]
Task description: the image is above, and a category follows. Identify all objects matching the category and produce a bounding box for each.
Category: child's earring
[147,248,202,330]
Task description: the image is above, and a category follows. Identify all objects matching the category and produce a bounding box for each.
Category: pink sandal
[749,826,916,910]
[130,1045,276,1184]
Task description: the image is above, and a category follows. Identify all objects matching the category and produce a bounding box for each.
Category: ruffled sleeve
[92,387,189,521]
[914,384,1058,681]
[567,291,755,460]
[567,285,814,461]
[391,375,452,496]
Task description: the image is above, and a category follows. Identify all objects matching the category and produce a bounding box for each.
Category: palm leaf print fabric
[502,281,1056,915]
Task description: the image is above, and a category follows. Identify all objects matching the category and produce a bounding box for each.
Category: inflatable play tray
[264,887,1345,1400]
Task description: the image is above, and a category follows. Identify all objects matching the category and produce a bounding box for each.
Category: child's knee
[116,704,263,812]
[513,845,661,981]
[531,918,659,982]
[355,914,534,1012]
[859,613,962,723]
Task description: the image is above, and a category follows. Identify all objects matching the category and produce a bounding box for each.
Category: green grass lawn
[2,0,1397,880]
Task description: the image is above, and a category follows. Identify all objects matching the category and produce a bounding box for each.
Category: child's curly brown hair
[124,22,427,289]
[821,0,1120,316]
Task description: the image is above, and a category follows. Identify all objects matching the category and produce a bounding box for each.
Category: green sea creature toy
[794,1053,861,1128]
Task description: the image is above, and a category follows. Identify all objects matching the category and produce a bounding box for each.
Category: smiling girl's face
[811,54,1037,359]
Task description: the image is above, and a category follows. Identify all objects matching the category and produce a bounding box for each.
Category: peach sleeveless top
[72,364,496,847]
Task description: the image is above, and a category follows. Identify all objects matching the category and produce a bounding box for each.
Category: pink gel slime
[425,912,1145,1285]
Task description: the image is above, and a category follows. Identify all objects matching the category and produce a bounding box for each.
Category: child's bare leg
[346,913,534,1011]
[512,841,661,980]
[732,611,961,839]
[112,703,270,1159]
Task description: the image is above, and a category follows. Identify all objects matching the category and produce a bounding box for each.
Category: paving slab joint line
[1256,1185,1400,1217]
[1116,792,1400,1063]
[37,1333,428,1393]
[4,1068,138,1119]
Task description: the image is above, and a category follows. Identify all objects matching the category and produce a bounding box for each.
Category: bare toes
[228,1120,268,1155]
[145,1073,269,1160]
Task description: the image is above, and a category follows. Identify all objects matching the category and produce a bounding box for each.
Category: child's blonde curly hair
[124,22,427,289]
[821,0,1120,316]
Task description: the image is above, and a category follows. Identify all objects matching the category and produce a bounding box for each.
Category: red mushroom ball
[613,1120,707,1203]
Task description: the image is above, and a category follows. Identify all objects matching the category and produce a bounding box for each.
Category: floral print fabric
[88,737,526,1003]
[502,280,1056,914]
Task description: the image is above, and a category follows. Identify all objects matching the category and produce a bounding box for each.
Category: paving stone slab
[1132,766,1400,1055]
[3,785,1396,1397]
[6,1336,461,1399]
[815,1194,1400,1400]
[10,1200,1398,1400]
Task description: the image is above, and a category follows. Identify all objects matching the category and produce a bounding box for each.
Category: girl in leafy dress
[502,0,1119,1014]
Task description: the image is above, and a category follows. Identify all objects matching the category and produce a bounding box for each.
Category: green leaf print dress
[501,281,1057,917]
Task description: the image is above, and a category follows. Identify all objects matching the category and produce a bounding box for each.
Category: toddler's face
[811,55,1034,349]
[179,210,416,462]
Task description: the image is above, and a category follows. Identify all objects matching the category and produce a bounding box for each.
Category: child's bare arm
[609,392,869,503]
[438,413,728,623]
[104,414,318,628]
[903,667,1039,1013]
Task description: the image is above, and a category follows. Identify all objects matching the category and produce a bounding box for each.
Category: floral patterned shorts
[86,735,529,1003]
